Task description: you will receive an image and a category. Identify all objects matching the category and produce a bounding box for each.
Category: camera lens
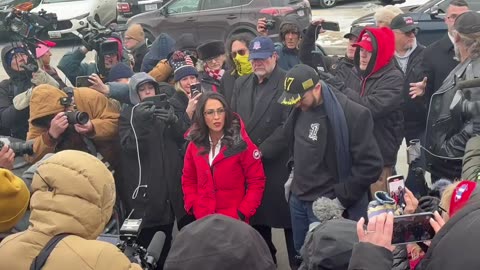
[9,141,34,156]
[66,111,90,125]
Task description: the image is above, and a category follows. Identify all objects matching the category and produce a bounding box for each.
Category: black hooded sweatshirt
[0,45,33,139]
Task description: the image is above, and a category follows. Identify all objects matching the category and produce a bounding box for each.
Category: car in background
[32,0,117,40]
[117,0,164,23]
[308,0,405,9]
[351,0,480,46]
[126,0,312,48]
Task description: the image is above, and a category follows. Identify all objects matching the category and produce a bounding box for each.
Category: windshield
[414,0,448,13]
[43,0,82,3]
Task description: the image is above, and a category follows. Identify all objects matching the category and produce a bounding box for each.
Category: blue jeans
[289,193,320,253]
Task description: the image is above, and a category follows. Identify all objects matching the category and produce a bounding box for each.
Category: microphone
[145,231,166,269]
[312,197,344,223]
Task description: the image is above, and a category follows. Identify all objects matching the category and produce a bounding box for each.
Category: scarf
[204,64,225,81]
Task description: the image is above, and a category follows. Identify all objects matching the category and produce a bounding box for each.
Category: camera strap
[30,233,71,270]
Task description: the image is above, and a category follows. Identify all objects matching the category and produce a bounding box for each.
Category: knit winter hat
[125,24,145,42]
[5,47,28,67]
[107,62,134,82]
[367,191,397,219]
[0,168,30,232]
[169,51,198,82]
[449,180,477,218]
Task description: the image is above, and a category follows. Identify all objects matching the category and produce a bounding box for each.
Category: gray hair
[457,31,480,59]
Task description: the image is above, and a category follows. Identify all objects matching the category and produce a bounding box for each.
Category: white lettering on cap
[253,41,261,50]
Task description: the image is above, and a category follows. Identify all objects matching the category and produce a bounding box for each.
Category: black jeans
[253,225,298,269]
[137,223,174,270]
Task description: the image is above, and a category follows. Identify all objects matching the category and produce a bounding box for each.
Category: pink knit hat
[36,44,52,58]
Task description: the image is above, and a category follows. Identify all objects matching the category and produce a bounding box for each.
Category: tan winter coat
[26,84,120,165]
[0,150,141,270]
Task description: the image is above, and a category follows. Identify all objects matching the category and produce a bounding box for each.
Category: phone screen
[322,21,340,32]
[76,76,93,87]
[190,83,202,98]
[392,213,435,245]
[387,175,405,206]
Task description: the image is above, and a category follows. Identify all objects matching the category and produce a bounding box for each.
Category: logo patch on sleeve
[253,149,261,159]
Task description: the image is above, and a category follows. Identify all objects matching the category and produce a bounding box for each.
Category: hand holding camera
[257,18,274,36]
[134,101,156,122]
[48,112,69,139]
[154,107,178,124]
[0,144,15,170]
[74,120,94,136]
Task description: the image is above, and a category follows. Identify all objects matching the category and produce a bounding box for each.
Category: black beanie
[196,40,226,61]
[107,63,134,82]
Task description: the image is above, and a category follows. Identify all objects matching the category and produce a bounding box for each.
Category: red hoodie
[354,27,396,96]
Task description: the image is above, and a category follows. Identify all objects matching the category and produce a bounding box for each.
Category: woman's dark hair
[188,92,239,155]
[280,23,300,42]
[226,33,254,70]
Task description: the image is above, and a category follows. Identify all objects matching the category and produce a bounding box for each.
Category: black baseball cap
[455,11,480,34]
[390,14,419,33]
[343,26,364,39]
[278,64,320,106]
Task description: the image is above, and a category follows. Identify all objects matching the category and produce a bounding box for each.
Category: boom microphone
[145,231,166,269]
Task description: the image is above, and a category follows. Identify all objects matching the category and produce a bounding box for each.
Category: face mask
[233,53,253,76]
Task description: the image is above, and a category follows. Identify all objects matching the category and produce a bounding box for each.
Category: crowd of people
[0,0,480,269]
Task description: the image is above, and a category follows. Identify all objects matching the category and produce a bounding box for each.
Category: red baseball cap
[352,32,373,52]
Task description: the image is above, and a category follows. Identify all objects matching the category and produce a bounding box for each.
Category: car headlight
[72,13,90,20]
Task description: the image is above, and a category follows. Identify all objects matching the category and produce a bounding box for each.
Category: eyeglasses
[404,28,419,36]
[204,108,225,117]
[231,49,247,58]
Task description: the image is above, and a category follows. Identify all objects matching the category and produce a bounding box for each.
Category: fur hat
[0,169,30,232]
[125,24,145,42]
[196,40,226,61]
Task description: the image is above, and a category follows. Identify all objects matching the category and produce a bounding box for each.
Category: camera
[265,19,276,30]
[65,111,90,125]
[0,140,34,156]
[450,78,480,125]
[5,4,57,41]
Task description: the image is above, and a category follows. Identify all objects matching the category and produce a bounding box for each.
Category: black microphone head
[147,231,166,264]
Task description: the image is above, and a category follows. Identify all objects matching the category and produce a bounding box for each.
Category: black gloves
[418,196,441,213]
[133,101,155,122]
[154,107,178,124]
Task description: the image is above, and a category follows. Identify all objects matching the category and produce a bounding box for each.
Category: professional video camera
[450,78,480,129]
[98,211,165,270]
[4,2,57,72]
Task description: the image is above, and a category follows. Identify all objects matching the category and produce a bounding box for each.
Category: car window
[202,0,232,9]
[167,0,200,14]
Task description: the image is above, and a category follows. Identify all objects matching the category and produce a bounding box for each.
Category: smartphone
[143,94,170,110]
[387,175,405,195]
[392,212,435,245]
[190,83,202,98]
[321,21,340,32]
[76,76,93,87]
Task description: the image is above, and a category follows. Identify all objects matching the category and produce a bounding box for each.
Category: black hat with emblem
[278,64,320,106]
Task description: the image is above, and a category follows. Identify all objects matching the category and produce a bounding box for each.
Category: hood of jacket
[29,84,68,126]
[128,72,159,105]
[300,219,358,270]
[354,27,395,77]
[164,214,275,270]
[419,186,480,270]
[28,150,115,239]
[141,33,176,73]
[1,44,32,85]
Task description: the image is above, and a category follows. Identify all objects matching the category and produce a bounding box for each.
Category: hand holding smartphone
[392,212,435,245]
[387,175,406,207]
[76,76,93,87]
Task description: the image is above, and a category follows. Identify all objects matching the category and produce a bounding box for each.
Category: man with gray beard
[425,11,480,182]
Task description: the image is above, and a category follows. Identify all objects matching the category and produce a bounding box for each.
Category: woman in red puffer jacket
[182,92,266,223]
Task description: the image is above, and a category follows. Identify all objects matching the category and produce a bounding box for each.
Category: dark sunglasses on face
[405,28,419,36]
[231,49,247,58]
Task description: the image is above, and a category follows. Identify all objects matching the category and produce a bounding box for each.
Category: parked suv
[117,0,164,23]
[126,0,312,47]
[351,0,480,46]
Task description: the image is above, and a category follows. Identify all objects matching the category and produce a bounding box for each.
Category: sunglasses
[231,49,247,58]
[404,28,419,36]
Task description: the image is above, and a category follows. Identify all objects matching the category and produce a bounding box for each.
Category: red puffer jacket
[182,116,266,223]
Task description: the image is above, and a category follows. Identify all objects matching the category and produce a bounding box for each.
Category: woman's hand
[88,74,110,96]
[429,211,446,233]
[357,212,395,252]
[186,93,202,120]
[404,188,419,215]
